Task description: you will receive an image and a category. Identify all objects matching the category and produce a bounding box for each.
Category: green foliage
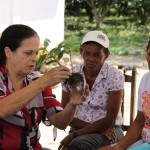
[65,16,149,58]
[65,0,150,26]
[36,37,80,70]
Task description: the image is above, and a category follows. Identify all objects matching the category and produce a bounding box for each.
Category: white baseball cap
[81,30,109,48]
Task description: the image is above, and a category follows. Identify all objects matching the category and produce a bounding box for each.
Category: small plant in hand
[37,38,85,93]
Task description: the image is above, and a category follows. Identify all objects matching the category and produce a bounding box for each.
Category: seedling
[37,38,85,93]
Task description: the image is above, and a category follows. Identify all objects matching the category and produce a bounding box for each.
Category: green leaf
[57,50,65,60]
[50,47,60,55]
[36,54,47,69]
[47,48,58,57]
[43,38,50,48]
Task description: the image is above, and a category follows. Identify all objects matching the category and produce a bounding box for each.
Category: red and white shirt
[0,65,63,150]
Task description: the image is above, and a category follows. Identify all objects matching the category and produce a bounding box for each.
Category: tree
[86,0,119,29]
[65,0,94,22]
[65,0,82,16]
[116,0,150,25]
[133,0,150,25]
[65,0,119,29]
[116,0,130,16]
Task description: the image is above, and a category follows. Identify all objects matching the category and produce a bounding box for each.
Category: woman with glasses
[0,24,88,150]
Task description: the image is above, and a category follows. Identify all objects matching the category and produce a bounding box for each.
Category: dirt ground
[39,55,149,150]
[107,55,147,68]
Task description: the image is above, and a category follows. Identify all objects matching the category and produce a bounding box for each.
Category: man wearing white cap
[59,31,125,150]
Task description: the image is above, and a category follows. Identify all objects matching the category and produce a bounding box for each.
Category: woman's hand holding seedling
[38,66,71,89]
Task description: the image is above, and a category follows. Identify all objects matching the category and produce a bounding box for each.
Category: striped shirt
[0,65,62,150]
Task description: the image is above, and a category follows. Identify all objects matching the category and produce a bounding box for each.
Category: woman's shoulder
[140,71,150,82]
[107,64,124,76]
[104,63,124,89]
[142,70,150,77]
[105,64,125,83]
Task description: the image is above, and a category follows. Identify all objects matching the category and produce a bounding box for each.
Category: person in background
[0,24,88,150]
[58,30,125,150]
[97,38,150,150]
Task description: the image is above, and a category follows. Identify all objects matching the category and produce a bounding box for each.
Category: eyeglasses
[24,50,39,59]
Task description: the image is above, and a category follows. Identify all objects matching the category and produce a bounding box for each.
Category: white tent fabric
[0,0,65,49]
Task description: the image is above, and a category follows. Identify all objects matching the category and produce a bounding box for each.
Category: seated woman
[98,37,150,150]
[58,30,125,150]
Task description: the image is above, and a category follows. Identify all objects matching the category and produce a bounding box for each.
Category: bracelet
[37,79,44,91]
[72,130,78,138]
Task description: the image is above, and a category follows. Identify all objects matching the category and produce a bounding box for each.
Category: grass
[64,16,150,58]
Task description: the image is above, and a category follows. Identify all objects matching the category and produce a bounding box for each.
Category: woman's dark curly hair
[0,24,39,66]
